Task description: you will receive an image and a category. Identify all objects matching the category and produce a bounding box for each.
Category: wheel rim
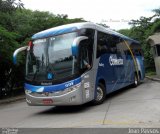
[96,86,103,101]
[135,76,138,85]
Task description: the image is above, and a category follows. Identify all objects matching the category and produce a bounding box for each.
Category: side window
[97,32,125,58]
[129,42,142,57]
[96,32,137,58]
[107,35,117,54]
[134,49,141,56]
[116,37,128,58]
[97,32,110,58]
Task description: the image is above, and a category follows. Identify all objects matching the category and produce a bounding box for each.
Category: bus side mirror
[71,36,88,57]
[13,46,28,64]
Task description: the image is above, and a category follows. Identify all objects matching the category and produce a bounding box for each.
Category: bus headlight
[25,89,32,94]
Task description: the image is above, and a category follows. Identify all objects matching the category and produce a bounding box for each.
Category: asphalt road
[0,79,160,128]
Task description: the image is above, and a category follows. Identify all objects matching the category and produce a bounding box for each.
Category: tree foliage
[0,0,85,93]
[0,25,19,63]
[0,3,84,64]
[0,0,24,13]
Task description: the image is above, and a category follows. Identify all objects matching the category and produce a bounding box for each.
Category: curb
[0,95,25,105]
[145,76,160,82]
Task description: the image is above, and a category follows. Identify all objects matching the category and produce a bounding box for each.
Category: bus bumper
[25,86,83,106]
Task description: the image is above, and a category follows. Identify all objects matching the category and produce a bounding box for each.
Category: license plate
[42,99,53,105]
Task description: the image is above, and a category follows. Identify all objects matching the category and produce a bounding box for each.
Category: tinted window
[97,32,120,58]
[97,32,127,58]
[133,49,143,56]
[116,38,131,58]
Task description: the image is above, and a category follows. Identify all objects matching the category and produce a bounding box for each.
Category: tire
[132,73,139,87]
[92,83,106,105]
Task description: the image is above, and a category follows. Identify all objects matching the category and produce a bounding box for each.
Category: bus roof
[32,22,139,44]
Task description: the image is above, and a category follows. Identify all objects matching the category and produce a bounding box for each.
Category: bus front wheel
[92,83,106,105]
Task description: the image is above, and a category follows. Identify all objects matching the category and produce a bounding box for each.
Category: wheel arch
[138,70,142,80]
[97,78,106,94]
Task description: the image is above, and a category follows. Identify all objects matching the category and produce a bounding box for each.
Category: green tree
[0,0,23,13]
[118,29,131,37]
[0,25,19,63]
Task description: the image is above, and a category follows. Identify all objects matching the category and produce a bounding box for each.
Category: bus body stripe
[25,77,81,92]
[123,40,139,79]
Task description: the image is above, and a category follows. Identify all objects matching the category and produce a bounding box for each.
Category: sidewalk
[145,75,160,82]
[0,94,25,105]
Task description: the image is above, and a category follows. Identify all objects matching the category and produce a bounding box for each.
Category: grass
[145,71,156,76]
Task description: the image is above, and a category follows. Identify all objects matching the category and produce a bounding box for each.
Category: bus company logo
[109,54,124,66]
[65,82,74,88]
[99,63,104,67]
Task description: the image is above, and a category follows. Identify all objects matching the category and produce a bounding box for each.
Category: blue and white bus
[13,22,145,106]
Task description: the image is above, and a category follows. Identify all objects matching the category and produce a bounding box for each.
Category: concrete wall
[147,33,160,77]
[154,57,160,76]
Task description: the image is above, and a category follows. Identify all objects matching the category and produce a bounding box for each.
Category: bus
[13,22,145,106]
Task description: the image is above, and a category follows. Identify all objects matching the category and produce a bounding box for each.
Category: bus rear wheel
[92,83,106,105]
[133,74,139,87]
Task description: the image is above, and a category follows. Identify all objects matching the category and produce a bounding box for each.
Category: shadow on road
[36,103,93,115]
[106,81,146,100]
[35,81,146,115]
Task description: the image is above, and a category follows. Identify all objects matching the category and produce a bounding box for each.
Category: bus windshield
[26,32,78,81]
